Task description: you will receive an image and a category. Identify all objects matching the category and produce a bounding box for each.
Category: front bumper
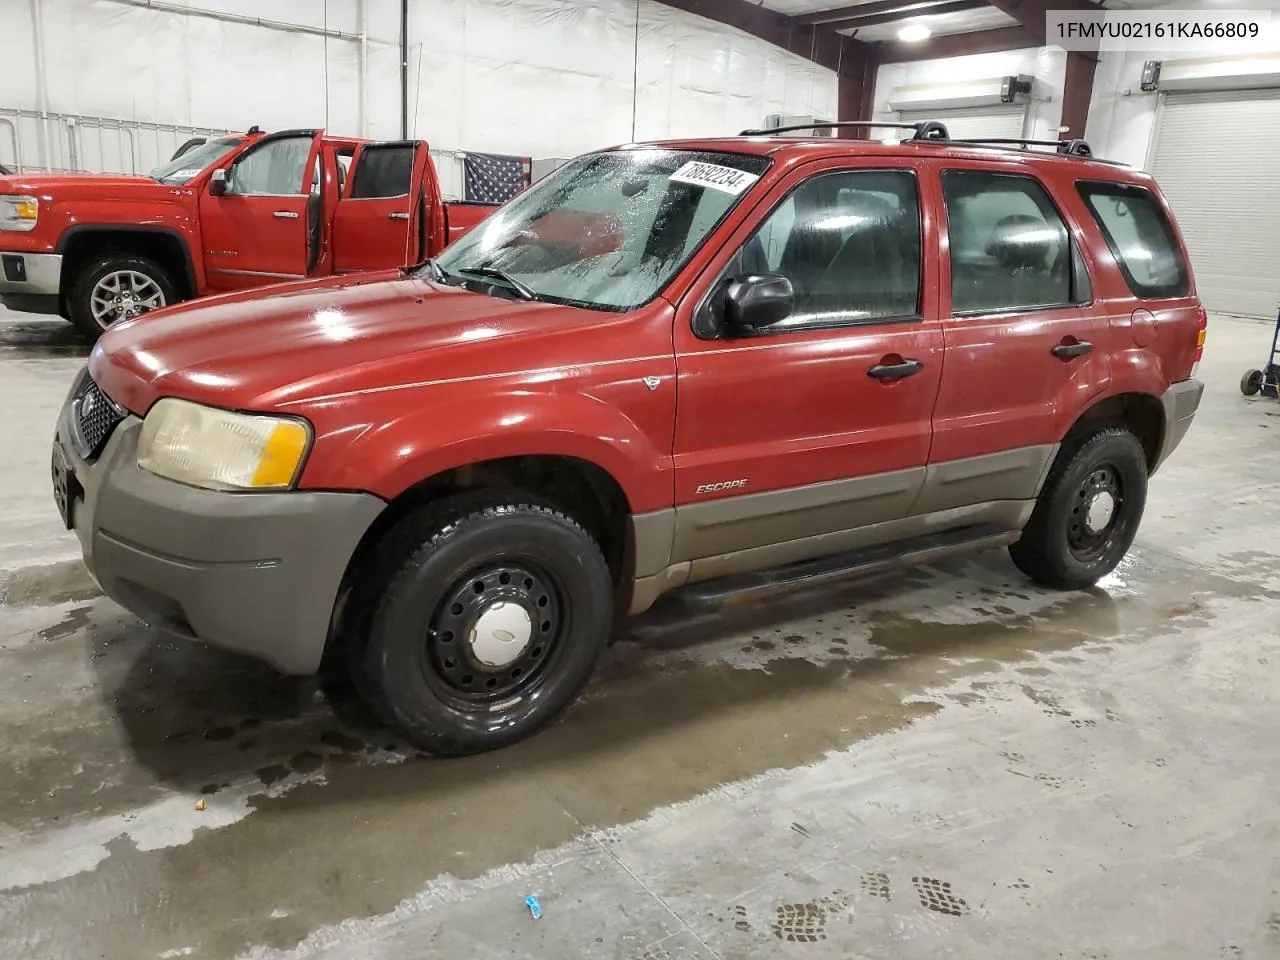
[54,385,385,674]
[1152,377,1204,474]
[0,250,61,314]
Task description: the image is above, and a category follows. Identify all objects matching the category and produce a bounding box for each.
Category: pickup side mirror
[209,168,229,196]
[725,274,794,331]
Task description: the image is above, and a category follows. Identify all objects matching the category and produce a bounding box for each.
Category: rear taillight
[1191,304,1207,377]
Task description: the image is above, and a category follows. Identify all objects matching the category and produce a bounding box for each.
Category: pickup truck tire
[67,253,177,340]
[1009,427,1148,590]
[358,492,613,756]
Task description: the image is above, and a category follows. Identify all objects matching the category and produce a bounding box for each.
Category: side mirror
[725,274,794,331]
[209,168,229,196]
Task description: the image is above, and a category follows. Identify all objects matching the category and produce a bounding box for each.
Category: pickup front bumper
[53,371,386,674]
[0,250,61,313]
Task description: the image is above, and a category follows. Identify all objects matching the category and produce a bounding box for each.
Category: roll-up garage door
[1150,88,1280,318]
[897,105,1027,141]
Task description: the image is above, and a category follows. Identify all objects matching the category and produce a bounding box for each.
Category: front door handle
[867,358,924,380]
[1051,339,1093,359]
[273,210,300,219]
[388,212,410,221]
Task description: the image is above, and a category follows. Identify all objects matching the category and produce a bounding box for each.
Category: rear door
[671,157,944,579]
[922,159,1112,512]
[331,141,430,272]
[197,130,322,292]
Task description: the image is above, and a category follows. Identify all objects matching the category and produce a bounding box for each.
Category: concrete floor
[2,304,1280,960]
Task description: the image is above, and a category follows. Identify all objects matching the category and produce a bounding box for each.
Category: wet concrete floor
[1,309,1280,959]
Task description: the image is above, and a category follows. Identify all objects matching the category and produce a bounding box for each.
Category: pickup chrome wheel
[89,270,166,328]
[356,494,612,757]
[1010,427,1148,590]
[67,253,178,341]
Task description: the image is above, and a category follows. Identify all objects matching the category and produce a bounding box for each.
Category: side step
[671,524,1021,611]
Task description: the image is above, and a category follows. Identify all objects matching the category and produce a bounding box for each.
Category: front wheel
[67,253,177,340]
[358,493,614,756]
[1010,427,1148,590]
[1241,369,1265,396]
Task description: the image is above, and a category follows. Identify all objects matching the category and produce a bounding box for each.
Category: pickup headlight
[0,195,38,232]
[137,398,312,491]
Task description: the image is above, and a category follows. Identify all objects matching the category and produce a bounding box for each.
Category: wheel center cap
[1085,490,1116,534]
[468,601,533,668]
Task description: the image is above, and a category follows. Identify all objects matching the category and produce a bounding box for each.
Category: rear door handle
[388,212,410,221]
[867,358,924,380]
[1051,339,1093,358]
[273,210,300,219]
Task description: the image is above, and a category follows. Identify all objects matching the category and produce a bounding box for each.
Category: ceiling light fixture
[897,22,932,42]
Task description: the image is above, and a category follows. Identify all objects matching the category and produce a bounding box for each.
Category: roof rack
[739,119,951,141]
[737,120,1121,165]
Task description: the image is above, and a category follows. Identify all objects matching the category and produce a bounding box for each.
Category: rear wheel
[1009,427,1148,590]
[356,493,613,756]
[1241,369,1265,396]
[67,253,176,340]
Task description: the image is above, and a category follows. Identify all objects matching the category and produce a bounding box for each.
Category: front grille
[70,373,125,460]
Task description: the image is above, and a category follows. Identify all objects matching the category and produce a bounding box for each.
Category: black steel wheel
[1010,427,1148,590]
[356,492,613,756]
[1241,369,1264,396]
[423,562,564,707]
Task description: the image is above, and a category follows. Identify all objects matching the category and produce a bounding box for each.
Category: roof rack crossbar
[739,119,951,141]
[943,137,1095,157]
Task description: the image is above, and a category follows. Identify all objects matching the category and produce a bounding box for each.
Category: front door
[672,159,944,578]
[923,160,1112,513]
[198,131,322,292]
[331,140,431,272]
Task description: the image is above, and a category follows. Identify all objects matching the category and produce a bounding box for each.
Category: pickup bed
[0,128,496,338]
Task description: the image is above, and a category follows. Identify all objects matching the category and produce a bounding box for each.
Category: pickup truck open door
[331,140,433,273]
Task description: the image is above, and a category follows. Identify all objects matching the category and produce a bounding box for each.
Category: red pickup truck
[0,127,494,338]
[53,122,1204,756]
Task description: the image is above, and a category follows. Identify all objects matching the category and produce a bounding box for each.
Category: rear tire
[1009,427,1148,590]
[1241,369,1265,396]
[357,492,613,756]
[67,253,177,341]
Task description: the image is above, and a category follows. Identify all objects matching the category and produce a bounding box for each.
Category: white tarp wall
[3,0,837,194]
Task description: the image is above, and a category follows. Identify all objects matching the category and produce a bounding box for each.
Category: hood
[0,172,156,195]
[90,273,615,414]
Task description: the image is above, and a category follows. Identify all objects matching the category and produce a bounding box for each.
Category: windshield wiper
[453,266,537,301]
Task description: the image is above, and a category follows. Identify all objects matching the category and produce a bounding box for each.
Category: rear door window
[941,170,1084,314]
[349,144,415,199]
[1077,181,1189,299]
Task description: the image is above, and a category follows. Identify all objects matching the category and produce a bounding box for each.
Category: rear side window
[942,170,1083,314]
[349,145,414,199]
[1077,181,1189,299]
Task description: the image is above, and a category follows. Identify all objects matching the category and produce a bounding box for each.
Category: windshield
[428,149,772,311]
[149,136,243,185]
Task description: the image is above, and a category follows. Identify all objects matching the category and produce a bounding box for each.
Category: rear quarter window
[1077,181,1189,299]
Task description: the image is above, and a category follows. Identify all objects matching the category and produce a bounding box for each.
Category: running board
[671,524,1021,610]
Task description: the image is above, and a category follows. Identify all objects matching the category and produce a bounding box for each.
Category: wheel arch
[57,225,198,308]
[1065,391,1165,473]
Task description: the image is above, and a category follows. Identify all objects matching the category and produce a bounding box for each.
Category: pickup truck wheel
[68,254,176,340]
[360,493,613,756]
[1009,427,1148,590]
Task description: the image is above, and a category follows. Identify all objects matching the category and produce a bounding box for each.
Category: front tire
[358,493,613,756]
[67,253,177,340]
[1010,427,1148,590]
[1241,369,1265,396]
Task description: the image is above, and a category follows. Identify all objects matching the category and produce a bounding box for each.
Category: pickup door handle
[867,358,924,380]
[1051,339,1093,358]
[387,212,410,221]
[272,210,300,219]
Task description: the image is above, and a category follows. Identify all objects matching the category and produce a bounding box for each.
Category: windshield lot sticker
[670,161,760,195]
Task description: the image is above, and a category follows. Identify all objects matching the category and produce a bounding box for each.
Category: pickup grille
[70,372,125,460]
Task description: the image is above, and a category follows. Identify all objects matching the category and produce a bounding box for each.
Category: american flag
[463,152,529,204]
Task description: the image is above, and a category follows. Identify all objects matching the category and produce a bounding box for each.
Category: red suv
[52,122,1205,756]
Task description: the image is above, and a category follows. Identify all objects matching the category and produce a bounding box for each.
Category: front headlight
[0,195,38,232]
[137,398,312,491]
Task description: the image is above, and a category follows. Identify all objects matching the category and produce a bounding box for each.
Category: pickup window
[429,149,771,311]
[149,136,242,185]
